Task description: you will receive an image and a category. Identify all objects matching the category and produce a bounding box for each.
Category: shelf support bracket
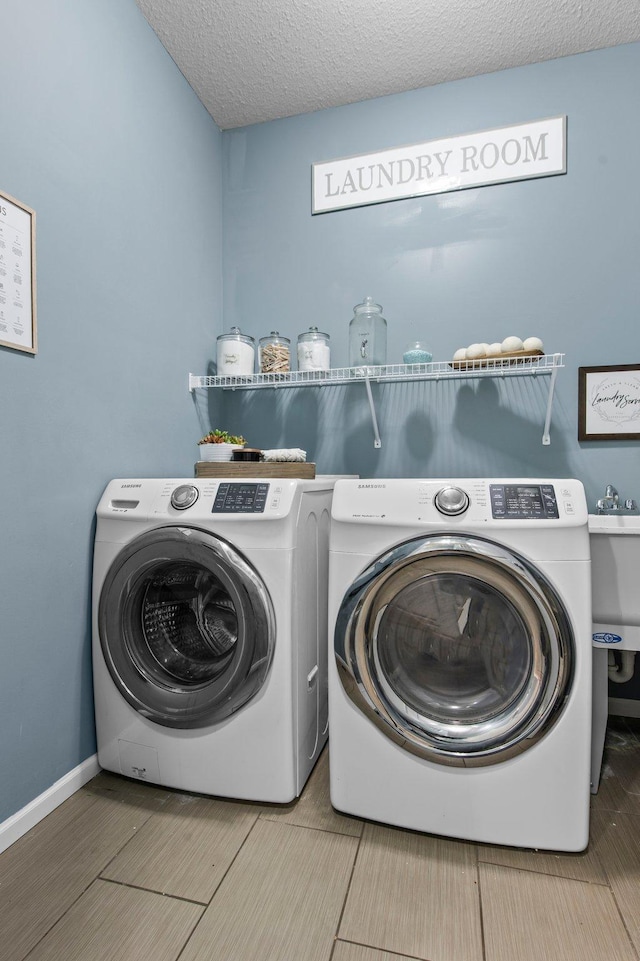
[363,374,382,449]
[542,362,559,446]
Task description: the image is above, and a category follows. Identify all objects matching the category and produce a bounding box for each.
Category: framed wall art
[0,188,37,355]
[578,365,640,441]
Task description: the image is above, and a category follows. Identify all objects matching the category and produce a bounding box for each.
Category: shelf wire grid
[189,353,564,391]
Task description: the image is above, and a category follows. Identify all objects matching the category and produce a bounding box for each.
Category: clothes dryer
[93,477,335,802]
[328,478,592,851]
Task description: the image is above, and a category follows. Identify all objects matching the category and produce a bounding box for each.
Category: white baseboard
[0,754,100,855]
[609,697,640,719]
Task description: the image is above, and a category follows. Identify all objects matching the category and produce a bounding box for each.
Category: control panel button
[435,486,470,516]
[170,484,199,510]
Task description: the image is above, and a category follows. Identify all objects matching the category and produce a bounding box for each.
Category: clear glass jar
[349,296,387,367]
[403,341,432,365]
[216,326,255,376]
[297,326,331,371]
[259,331,290,374]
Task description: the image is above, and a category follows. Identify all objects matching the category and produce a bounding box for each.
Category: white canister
[297,327,331,371]
[216,327,255,376]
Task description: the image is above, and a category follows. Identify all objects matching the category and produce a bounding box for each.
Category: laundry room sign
[311,116,566,214]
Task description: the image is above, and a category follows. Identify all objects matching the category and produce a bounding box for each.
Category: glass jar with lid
[259,331,291,374]
[297,326,331,372]
[349,296,387,367]
[216,326,255,376]
[403,341,432,365]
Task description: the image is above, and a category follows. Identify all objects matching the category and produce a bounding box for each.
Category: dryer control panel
[490,484,559,519]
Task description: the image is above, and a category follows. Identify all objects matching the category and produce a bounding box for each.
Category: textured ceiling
[134,0,640,129]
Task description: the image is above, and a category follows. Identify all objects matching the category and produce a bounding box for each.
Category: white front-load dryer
[93,477,335,802]
[328,478,592,851]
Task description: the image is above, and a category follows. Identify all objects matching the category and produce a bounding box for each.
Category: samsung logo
[121,483,142,488]
[593,632,622,644]
[357,483,386,489]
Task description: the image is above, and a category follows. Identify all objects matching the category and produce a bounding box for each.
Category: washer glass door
[335,534,574,765]
[99,527,275,728]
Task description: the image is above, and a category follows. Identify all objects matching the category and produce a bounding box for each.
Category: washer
[328,478,592,851]
[93,476,336,802]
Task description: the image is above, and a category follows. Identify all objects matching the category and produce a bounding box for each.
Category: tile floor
[2,716,640,961]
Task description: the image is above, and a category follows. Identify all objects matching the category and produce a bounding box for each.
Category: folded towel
[261,448,307,462]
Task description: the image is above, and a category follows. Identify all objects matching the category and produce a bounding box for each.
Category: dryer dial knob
[435,486,469,516]
[170,484,199,510]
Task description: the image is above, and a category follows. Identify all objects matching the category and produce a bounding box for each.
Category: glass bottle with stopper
[349,296,387,367]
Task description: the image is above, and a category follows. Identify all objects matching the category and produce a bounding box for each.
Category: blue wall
[0,0,222,822]
[220,43,640,505]
[1,0,639,827]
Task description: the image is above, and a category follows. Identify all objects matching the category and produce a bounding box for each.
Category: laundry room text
[312,116,566,213]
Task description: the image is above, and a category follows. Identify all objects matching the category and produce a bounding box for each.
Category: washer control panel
[490,484,559,519]
[212,482,269,514]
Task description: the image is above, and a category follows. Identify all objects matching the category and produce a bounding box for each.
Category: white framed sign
[578,365,640,441]
[0,189,37,354]
[312,116,566,214]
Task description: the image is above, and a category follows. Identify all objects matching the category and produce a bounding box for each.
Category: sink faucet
[596,485,639,514]
[596,485,619,512]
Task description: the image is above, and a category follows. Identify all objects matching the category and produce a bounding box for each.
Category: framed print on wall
[0,188,37,355]
[578,365,640,441]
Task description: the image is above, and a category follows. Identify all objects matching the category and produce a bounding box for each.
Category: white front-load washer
[93,476,336,802]
[328,478,592,851]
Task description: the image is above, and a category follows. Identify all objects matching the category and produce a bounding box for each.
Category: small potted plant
[197,429,246,462]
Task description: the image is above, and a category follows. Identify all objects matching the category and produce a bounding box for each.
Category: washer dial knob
[434,485,469,516]
[170,484,199,510]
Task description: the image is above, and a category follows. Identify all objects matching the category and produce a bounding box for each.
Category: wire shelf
[189,353,565,392]
[188,353,564,448]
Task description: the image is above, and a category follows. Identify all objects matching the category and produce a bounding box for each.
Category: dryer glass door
[98,527,275,728]
[335,534,574,765]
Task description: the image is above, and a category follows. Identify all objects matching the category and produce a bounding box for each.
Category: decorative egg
[523,336,544,352]
[501,336,524,352]
[466,343,487,359]
[453,347,468,361]
[488,342,503,354]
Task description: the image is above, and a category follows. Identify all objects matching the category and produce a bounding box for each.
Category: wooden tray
[450,349,543,370]
[195,462,316,479]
